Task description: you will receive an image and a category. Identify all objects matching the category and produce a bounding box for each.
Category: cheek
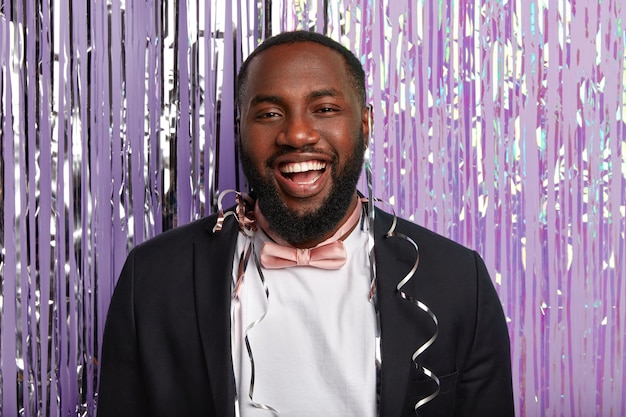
[320,123,352,144]
[240,131,261,154]
[241,139,272,173]
[240,138,254,156]
[330,125,362,152]
[241,126,273,152]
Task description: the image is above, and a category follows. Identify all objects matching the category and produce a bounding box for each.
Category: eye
[314,106,340,114]
[256,111,281,120]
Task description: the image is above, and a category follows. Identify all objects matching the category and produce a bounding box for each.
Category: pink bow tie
[255,198,364,270]
[260,240,347,269]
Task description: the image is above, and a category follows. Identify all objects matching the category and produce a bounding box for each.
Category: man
[97,31,514,417]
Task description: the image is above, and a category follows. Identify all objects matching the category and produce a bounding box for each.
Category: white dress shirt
[231,218,376,417]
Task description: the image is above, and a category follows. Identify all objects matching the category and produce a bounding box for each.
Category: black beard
[240,134,365,246]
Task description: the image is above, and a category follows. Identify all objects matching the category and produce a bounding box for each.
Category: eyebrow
[250,94,282,106]
[308,88,343,100]
[249,88,344,107]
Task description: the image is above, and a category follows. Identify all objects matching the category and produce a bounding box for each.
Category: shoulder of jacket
[131,212,237,255]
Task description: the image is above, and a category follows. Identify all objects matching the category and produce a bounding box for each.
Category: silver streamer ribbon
[365,105,383,411]
[380,204,441,414]
[218,190,279,416]
[366,103,439,414]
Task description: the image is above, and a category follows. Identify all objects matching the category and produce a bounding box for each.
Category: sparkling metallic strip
[364,104,382,413]
[219,190,278,415]
[385,213,440,414]
[245,247,280,415]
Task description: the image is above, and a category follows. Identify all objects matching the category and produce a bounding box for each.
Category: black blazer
[97,208,514,417]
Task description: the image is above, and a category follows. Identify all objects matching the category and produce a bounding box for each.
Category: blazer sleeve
[97,250,149,417]
[454,252,515,416]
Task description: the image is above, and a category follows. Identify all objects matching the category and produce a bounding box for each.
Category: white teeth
[280,160,326,173]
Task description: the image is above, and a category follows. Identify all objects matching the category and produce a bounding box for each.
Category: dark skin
[238,42,370,248]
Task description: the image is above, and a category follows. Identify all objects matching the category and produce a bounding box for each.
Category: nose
[275,113,320,148]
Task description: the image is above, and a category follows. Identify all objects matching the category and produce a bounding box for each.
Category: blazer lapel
[374,209,429,417]
[193,215,239,417]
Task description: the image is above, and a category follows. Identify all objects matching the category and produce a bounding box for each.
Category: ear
[235,114,241,145]
[361,104,372,148]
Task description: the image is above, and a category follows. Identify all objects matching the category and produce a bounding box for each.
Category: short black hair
[236,30,366,110]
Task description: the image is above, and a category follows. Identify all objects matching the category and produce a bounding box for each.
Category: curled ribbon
[215,189,278,415]
[242,247,279,415]
[384,214,440,414]
[213,189,256,236]
[364,107,383,411]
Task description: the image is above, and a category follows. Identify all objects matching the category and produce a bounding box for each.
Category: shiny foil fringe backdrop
[1,0,625,416]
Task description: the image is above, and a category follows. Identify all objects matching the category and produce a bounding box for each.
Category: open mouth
[279,160,327,185]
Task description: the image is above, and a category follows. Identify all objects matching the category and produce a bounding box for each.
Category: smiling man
[237,36,368,248]
[97,31,515,417]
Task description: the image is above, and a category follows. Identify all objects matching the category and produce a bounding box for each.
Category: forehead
[243,42,354,100]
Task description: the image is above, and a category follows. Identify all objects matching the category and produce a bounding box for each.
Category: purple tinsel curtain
[1,0,625,416]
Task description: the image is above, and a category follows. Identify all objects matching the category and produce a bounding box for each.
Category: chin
[282,196,328,216]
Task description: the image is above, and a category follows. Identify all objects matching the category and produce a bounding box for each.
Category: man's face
[238,41,369,247]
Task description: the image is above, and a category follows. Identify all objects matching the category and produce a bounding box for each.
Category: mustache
[265,146,337,167]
